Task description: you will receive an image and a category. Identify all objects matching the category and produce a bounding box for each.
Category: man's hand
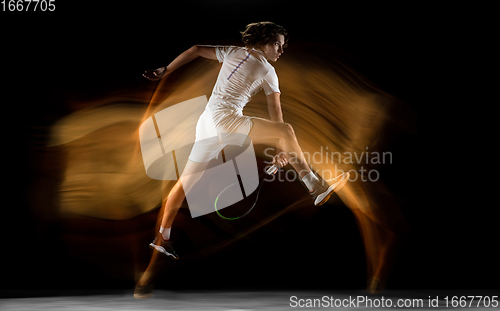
[143,67,169,81]
[272,152,288,168]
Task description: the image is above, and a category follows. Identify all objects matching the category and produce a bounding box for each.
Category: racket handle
[266,164,278,175]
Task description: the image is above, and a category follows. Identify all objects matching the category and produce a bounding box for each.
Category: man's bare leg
[248,118,349,205]
[249,118,311,178]
[137,160,208,288]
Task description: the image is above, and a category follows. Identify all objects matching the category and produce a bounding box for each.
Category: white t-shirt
[189,45,281,163]
[209,45,281,112]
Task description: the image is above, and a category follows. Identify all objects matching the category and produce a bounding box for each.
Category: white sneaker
[149,234,179,260]
[310,172,350,206]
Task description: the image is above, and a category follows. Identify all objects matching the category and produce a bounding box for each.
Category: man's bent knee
[277,122,295,139]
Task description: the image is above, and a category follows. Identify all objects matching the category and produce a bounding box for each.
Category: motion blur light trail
[44,43,413,291]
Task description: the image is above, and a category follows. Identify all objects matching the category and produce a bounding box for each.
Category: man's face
[261,34,285,62]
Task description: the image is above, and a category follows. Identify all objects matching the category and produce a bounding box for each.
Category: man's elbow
[189,45,201,55]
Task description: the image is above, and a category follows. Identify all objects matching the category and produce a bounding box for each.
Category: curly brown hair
[240,21,288,48]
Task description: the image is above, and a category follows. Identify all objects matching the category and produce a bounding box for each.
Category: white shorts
[188,108,257,163]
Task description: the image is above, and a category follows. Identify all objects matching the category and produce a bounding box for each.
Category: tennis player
[135,22,349,298]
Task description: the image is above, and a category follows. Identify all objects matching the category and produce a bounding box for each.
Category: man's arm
[266,92,288,168]
[143,45,217,80]
[266,92,284,123]
[165,45,217,73]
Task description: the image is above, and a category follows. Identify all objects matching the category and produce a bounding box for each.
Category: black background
[2,1,498,295]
